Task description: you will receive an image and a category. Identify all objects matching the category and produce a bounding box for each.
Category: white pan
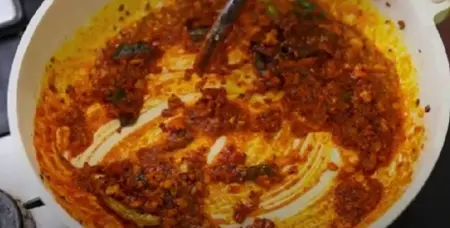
[7,0,450,227]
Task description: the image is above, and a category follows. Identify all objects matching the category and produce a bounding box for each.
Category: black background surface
[0,0,449,227]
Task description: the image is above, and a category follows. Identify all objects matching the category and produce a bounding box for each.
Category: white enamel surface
[7,0,450,228]
[207,136,227,165]
[431,0,450,16]
[259,143,339,220]
[71,94,199,168]
[261,170,337,220]
[8,0,111,227]
[370,0,450,227]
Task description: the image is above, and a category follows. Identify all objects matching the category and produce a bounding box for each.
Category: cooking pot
[7,0,450,227]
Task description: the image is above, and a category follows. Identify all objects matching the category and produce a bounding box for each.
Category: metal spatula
[193,0,248,75]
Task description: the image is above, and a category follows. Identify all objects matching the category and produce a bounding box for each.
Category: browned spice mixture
[208,145,282,186]
[334,177,383,226]
[247,218,276,228]
[43,0,406,227]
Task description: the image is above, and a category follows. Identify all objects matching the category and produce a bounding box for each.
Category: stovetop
[0,0,449,227]
[0,137,64,227]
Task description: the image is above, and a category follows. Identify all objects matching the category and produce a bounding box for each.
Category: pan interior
[32,0,425,227]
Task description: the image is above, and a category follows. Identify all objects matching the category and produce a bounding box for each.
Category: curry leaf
[343,90,353,102]
[267,5,278,17]
[295,0,326,18]
[244,164,275,181]
[261,0,278,17]
[113,42,152,60]
[296,0,315,11]
[107,87,126,105]
[119,112,138,127]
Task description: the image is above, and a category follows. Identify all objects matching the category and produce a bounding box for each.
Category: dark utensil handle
[213,0,248,31]
[194,0,248,74]
[23,197,45,210]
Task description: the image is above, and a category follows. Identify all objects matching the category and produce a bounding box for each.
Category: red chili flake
[228,184,242,194]
[327,162,339,171]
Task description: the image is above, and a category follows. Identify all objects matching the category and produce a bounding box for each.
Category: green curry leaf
[261,0,278,17]
[296,0,315,11]
[113,42,152,60]
[295,0,326,18]
[244,164,276,181]
[119,112,138,127]
[107,87,126,105]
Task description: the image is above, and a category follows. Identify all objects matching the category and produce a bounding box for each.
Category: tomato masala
[34,0,415,227]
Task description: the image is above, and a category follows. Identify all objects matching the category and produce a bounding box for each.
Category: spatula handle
[194,0,248,75]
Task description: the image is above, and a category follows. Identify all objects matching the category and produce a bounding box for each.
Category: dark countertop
[0,0,43,137]
[0,0,449,227]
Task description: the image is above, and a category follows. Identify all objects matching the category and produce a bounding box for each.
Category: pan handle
[23,197,45,210]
